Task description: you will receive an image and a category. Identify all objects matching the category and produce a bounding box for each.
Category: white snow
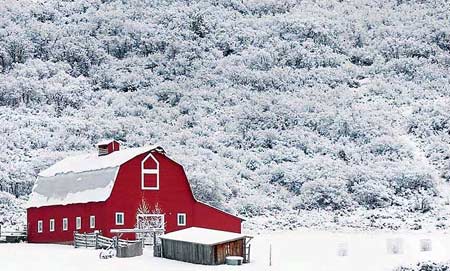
[39,145,161,177]
[160,227,251,245]
[2,229,450,271]
[27,145,163,208]
[27,167,118,208]
[96,139,117,146]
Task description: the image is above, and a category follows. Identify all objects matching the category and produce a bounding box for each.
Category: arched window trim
[141,152,159,190]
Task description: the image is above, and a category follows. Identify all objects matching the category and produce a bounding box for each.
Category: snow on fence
[73,231,139,249]
[333,237,432,257]
[387,238,404,255]
[337,242,348,256]
[0,225,27,243]
[420,239,432,252]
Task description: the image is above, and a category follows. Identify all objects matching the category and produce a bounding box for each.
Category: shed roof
[96,139,117,146]
[27,145,163,208]
[160,227,250,246]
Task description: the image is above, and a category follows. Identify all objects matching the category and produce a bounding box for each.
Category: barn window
[76,217,81,230]
[141,152,159,190]
[115,212,124,225]
[37,220,43,233]
[90,216,96,229]
[177,213,186,226]
[62,218,68,231]
[49,219,55,232]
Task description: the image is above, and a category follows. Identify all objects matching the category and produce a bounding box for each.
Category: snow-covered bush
[394,261,450,271]
[351,180,394,209]
[297,179,354,211]
[0,0,449,229]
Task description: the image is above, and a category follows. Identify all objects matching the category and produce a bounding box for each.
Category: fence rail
[0,225,27,243]
[73,231,141,249]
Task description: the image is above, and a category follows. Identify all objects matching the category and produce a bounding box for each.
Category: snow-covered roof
[39,145,161,177]
[160,227,251,245]
[96,139,117,146]
[27,145,162,208]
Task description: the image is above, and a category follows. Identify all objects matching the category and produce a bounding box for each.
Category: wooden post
[95,232,99,249]
[114,236,119,256]
[269,244,272,266]
[73,231,77,248]
[84,233,87,248]
[248,244,251,263]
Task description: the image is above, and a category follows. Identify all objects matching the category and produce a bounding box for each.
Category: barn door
[136,214,165,245]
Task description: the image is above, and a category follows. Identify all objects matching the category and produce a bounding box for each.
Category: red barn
[27,140,242,243]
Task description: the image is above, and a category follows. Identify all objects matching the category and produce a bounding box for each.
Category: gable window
[76,217,81,230]
[141,152,159,190]
[37,220,43,233]
[177,213,186,226]
[49,219,55,232]
[62,218,68,231]
[115,212,124,225]
[90,216,96,229]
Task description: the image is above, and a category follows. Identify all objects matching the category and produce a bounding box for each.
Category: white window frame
[136,214,165,230]
[141,152,159,190]
[90,215,96,229]
[37,220,43,233]
[177,213,186,226]
[49,219,55,232]
[62,218,68,231]
[76,217,81,230]
[115,212,124,225]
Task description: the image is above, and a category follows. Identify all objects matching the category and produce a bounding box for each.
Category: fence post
[84,233,87,248]
[95,232,99,249]
[269,244,272,266]
[73,231,77,248]
[248,244,251,263]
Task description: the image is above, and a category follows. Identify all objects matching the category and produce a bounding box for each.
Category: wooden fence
[0,225,27,243]
[73,231,140,249]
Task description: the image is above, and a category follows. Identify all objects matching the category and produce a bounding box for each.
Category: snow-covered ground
[2,229,450,271]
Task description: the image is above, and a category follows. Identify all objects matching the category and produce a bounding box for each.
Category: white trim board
[177,213,186,226]
[141,152,160,190]
[115,212,125,225]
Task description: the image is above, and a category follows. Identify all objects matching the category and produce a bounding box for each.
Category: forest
[0,0,449,229]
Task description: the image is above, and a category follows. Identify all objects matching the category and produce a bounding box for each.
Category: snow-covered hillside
[3,229,450,271]
[0,0,449,229]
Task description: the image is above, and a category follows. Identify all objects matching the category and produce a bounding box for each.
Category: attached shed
[160,227,252,265]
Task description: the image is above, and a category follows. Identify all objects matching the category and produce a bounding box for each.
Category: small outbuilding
[159,227,252,265]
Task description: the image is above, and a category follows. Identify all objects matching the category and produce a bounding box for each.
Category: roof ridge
[38,144,162,177]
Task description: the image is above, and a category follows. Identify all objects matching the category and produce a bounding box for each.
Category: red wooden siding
[27,150,242,243]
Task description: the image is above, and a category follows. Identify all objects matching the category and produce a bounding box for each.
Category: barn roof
[160,227,251,246]
[39,145,163,177]
[27,145,163,208]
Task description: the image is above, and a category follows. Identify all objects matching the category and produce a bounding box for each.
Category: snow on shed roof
[160,227,251,246]
[27,145,163,208]
[96,139,117,146]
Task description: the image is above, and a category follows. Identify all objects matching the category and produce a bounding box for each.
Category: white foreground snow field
[2,229,450,271]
